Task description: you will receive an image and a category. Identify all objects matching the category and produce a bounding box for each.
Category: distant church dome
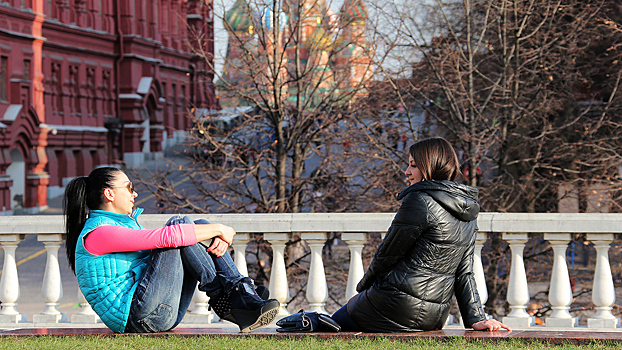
[340,0,368,24]
[305,25,333,51]
[225,0,253,33]
[258,5,288,31]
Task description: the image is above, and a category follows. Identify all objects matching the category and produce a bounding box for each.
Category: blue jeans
[124,215,244,333]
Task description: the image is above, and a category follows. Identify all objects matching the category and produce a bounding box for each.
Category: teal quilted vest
[74,208,150,333]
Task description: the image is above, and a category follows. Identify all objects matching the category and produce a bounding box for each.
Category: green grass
[0,336,620,350]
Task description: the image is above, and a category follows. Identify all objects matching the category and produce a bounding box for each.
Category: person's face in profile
[108,172,138,215]
[405,155,423,185]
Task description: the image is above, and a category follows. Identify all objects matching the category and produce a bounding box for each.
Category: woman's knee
[165,214,193,226]
[165,215,210,226]
[129,303,178,333]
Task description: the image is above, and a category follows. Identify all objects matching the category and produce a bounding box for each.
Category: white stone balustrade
[342,233,368,300]
[34,234,65,323]
[231,233,251,277]
[0,234,23,323]
[473,231,488,306]
[0,212,620,329]
[501,233,532,327]
[545,233,577,327]
[264,233,291,316]
[587,233,619,328]
[301,232,329,314]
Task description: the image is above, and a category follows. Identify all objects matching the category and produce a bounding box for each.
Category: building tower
[334,0,372,97]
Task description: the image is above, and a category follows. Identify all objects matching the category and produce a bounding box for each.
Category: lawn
[0,336,619,349]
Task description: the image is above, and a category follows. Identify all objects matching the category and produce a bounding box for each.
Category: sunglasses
[114,182,135,194]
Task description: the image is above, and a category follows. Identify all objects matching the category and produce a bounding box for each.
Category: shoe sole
[233,300,280,333]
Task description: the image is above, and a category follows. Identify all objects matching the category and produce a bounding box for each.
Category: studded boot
[209,283,271,325]
[229,277,280,332]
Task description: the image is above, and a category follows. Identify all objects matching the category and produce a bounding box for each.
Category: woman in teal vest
[64,167,280,333]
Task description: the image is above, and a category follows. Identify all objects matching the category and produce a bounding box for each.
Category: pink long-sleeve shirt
[84,223,198,256]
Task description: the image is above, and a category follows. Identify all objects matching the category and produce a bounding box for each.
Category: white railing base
[71,314,101,324]
[545,317,577,327]
[502,316,535,328]
[0,322,109,329]
[588,318,620,329]
[33,314,66,323]
[276,306,289,316]
[182,314,214,324]
[0,314,23,323]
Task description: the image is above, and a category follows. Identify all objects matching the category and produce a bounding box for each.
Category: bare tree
[139,0,383,216]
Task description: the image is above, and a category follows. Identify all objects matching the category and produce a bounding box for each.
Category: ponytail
[63,167,121,274]
[63,176,88,274]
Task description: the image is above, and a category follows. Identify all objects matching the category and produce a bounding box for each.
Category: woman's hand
[207,237,229,257]
[471,319,511,331]
[193,223,236,250]
[216,223,236,245]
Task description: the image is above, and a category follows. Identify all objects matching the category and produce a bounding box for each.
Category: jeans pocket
[136,303,175,333]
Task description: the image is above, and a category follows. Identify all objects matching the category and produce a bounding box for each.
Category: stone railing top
[0,212,621,235]
[477,212,622,233]
[138,213,398,232]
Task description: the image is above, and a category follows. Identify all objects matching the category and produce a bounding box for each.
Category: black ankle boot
[230,277,280,332]
[209,291,236,323]
[209,284,270,323]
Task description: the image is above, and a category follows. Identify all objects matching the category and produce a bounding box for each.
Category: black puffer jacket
[347,180,486,332]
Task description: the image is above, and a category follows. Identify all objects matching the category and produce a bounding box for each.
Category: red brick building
[0,0,217,214]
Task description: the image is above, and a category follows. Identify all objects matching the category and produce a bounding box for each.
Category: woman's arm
[455,242,511,332]
[193,223,236,245]
[356,192,429,292]
[84,222,236,256]
[454,231,488,327]
[84,224,197,255]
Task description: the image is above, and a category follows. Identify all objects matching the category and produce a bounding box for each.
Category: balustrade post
[71,288,100,323]
[264,233,291,316]
[0,234,24,323]
[502,233,534,327]
[231,233,250,277]
[301,232,328,314]
[544,233,577,327]
[34,234,66,323]
[586,233,619,328]
[341,233,368,300]
[183,284,214,324]
[473,231,489,307]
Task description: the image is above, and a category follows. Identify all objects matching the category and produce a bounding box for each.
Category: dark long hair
[409,138,461,182]
[63,167,121,274]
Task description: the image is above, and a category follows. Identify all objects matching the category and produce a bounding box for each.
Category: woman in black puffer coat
[331,138,510,333]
